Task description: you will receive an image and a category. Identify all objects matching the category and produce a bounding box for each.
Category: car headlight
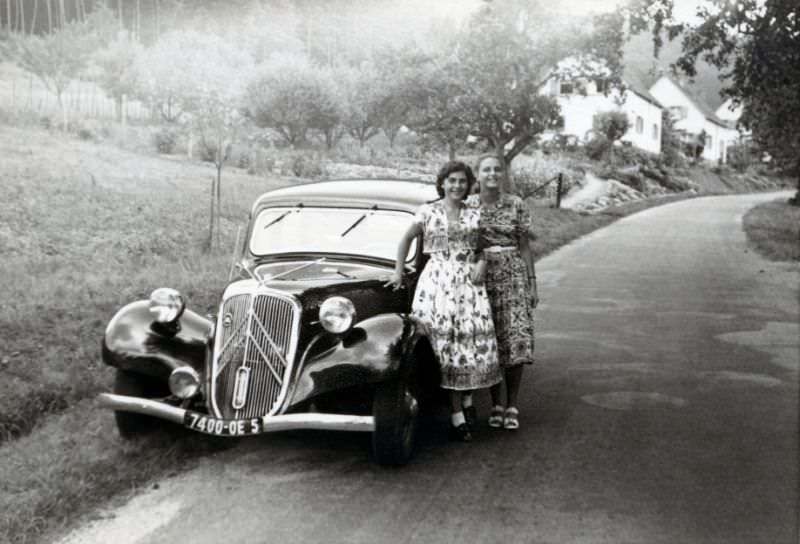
[168,366,200,399]
[319,296,356,334]
[149,287,185,323]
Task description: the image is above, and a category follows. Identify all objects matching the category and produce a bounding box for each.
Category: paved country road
[59,192,798,544]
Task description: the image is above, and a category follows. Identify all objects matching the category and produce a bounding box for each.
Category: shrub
[289,153,326,179]
[599,165,646,192]
[727,140,759,173]
[152,127,178,154]
[660,109,686,167]
[585,136,610,161]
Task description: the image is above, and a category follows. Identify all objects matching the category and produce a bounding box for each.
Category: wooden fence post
[555,173,563,209]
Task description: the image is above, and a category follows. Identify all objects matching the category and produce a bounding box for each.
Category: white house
[649,76,739,163]
[539,69,664,155]
[715,98,743,124]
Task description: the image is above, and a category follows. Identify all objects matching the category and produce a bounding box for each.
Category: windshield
[249,206,417,263]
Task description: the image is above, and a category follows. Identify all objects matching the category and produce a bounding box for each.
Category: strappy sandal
[488,405,504,428]
[503,407,519,431]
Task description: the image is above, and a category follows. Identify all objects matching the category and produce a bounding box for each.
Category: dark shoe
[449,423,473,442]
[463,405,477,429]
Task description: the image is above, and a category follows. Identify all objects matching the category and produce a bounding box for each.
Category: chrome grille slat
[211,290,299,419]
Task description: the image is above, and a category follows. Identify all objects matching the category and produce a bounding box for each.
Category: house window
[652,123,659,139]
[635,116,644,133]
[559,81,574,95]
[594,78,609,94]
[705,134,712,148]
[669,106,688,120]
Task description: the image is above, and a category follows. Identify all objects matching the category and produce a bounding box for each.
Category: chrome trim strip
[98,393,185,424]
[97,394,374,432]
[260,413,374,432]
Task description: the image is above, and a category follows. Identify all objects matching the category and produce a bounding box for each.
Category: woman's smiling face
[443,171,469,203]
[478,157,504,190]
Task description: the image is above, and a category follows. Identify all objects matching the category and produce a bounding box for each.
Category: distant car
[99,180,441,466]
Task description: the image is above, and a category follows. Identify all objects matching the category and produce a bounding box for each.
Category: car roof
[252,179,440,214]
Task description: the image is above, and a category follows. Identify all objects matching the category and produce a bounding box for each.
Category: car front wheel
[371,359,421,466]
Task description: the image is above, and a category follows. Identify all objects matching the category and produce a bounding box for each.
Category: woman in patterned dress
[467,153,538,431]
[386,161,501,442]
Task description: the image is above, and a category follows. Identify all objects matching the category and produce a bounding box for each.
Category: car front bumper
[98,393,375,434]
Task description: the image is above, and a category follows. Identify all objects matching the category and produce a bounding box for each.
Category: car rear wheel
[372,357,421,467]
[113,369,168,438]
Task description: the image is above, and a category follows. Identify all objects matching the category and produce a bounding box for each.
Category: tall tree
[194,91,244,250]
[338,63,381,147]
[629,0,799,202]
[593,110,631,164]
[409,1,626,164]
[245,55,340,147]
[17,0,24,33]
[29,0,37,34]
[91,29,141,121]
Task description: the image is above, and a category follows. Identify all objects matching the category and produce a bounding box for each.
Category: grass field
[0,121,766,543]
[742,198,800,262]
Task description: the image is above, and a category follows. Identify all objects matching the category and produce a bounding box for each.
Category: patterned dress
[466,193,535,367]
[411,201,501,390]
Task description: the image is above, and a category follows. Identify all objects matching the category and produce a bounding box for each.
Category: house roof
[657,75,729,128]
[622,66,664,108]
[539,63,664,109]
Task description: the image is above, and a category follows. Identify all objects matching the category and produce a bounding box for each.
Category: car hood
[223,260,406,323]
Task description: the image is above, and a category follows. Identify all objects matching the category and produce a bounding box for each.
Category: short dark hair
[435,160,476,198]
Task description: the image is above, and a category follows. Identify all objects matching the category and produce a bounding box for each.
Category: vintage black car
[99,179,442,466]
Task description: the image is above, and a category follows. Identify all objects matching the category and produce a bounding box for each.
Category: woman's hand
[470,259,487,285]
[384,270,404,291]
[529,279,539,308]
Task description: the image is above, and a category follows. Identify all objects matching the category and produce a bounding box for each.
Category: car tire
[113,369,167,439]
[372,357,421,467]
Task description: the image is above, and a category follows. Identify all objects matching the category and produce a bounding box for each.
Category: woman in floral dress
[467,153,538,431]
[387,161,500,442]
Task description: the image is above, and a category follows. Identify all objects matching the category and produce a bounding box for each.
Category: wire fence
[527,172,565,208]
[0,65,151,122]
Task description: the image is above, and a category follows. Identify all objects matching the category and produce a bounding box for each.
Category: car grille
[211,291,300,419]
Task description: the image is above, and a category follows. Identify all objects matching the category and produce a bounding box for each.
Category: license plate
[184,412,262,436]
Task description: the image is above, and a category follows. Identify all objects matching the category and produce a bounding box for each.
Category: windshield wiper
[264,203,303,230]
[340,205,377,237]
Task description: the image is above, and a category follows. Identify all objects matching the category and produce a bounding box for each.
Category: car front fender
[286,313,431,408]
[101,300,213,379]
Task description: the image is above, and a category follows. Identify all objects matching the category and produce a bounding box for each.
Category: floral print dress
[466,193,535,367]
[411,201,501,390]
